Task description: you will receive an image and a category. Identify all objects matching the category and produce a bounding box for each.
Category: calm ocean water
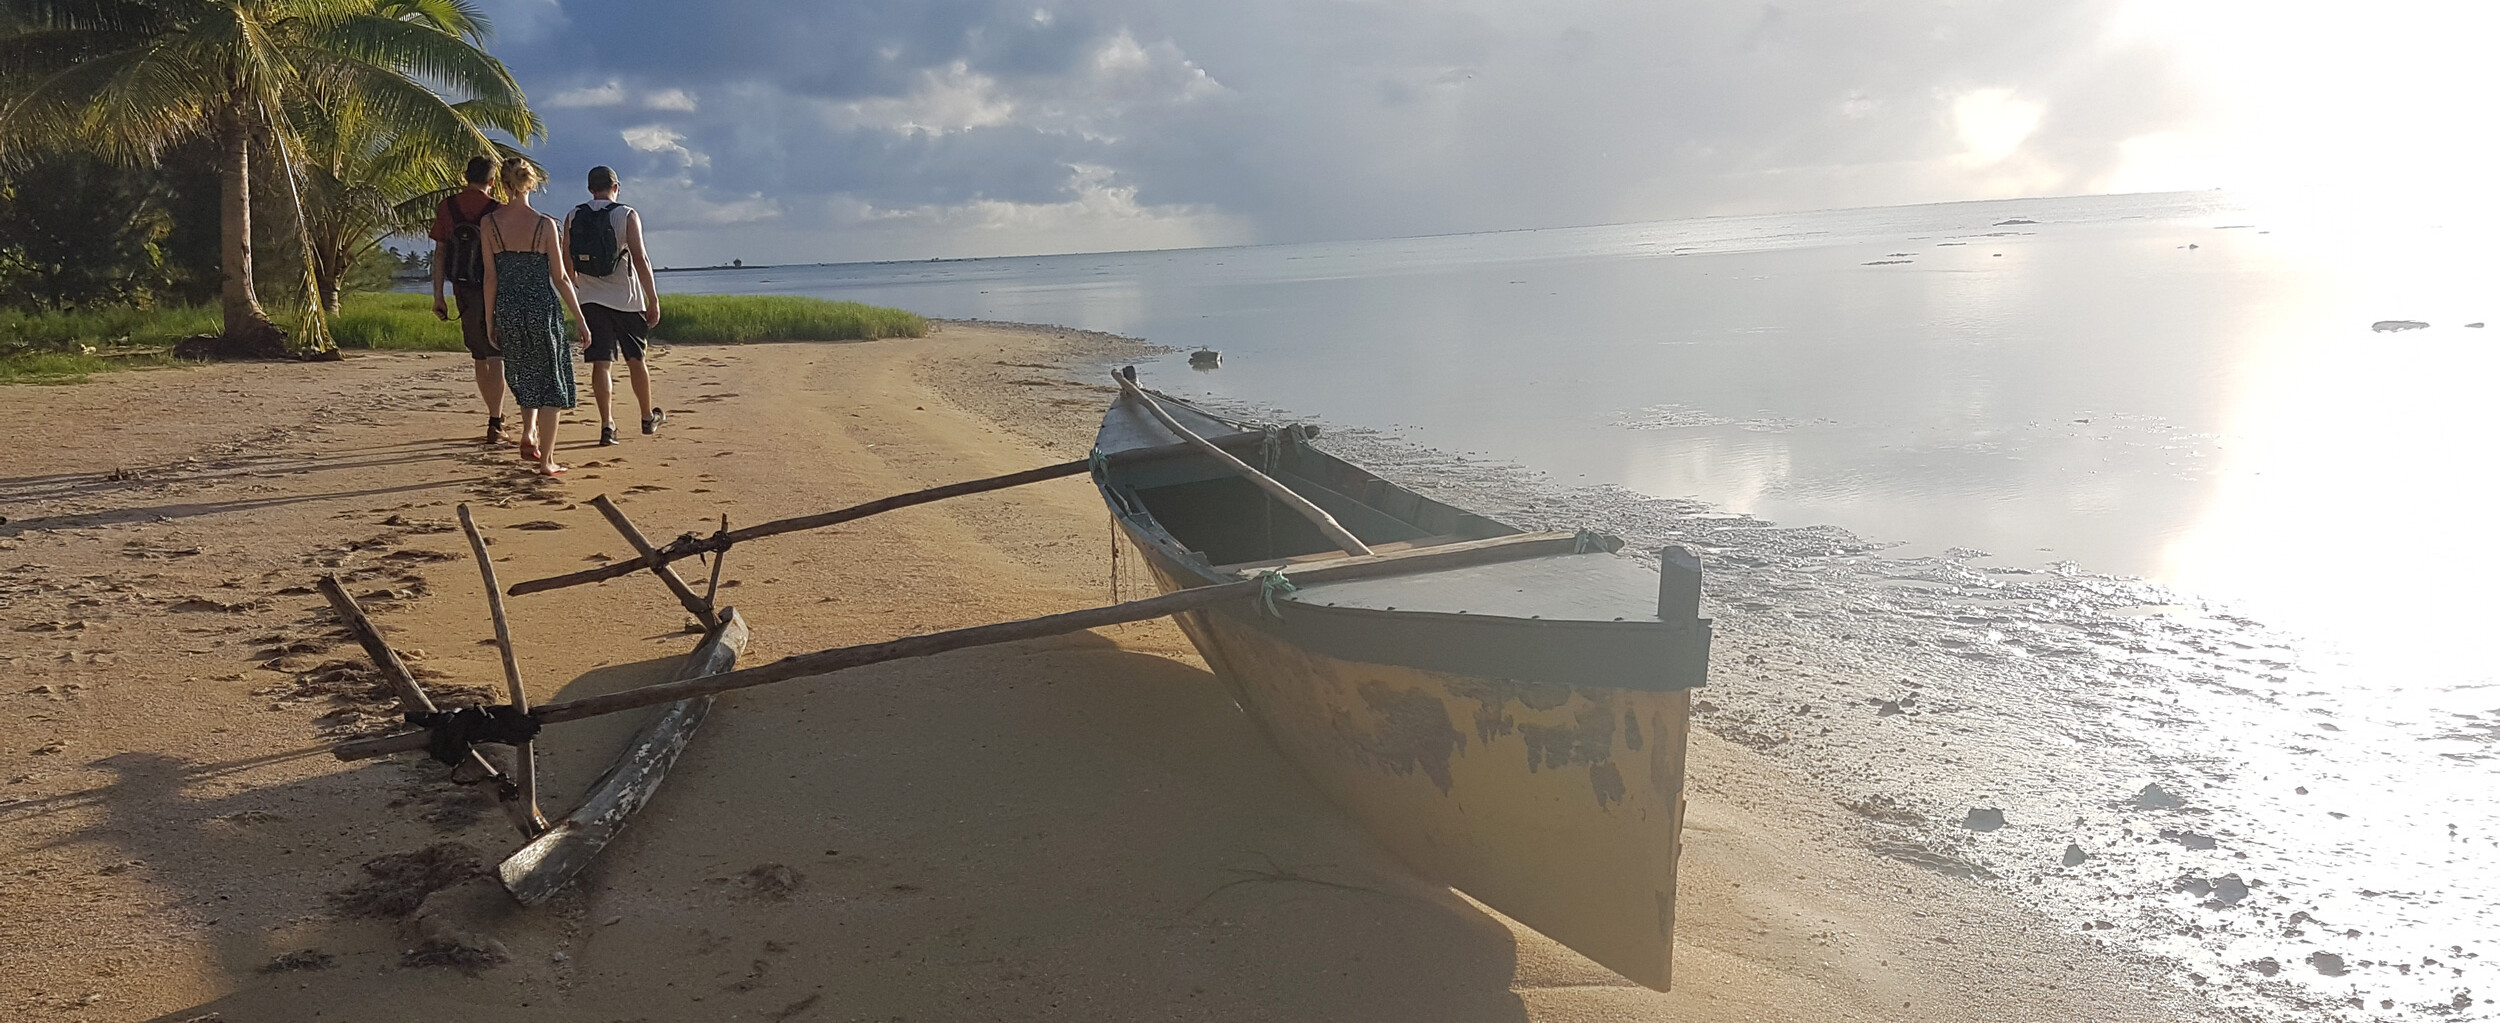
[676,192,2498,1020]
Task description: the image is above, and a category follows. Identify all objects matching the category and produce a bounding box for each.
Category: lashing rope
[1254,570,1297,619]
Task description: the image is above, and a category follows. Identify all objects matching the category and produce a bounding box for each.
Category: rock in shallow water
[2132,782,2186,809]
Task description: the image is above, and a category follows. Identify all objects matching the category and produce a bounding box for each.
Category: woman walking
[480,158,593,475]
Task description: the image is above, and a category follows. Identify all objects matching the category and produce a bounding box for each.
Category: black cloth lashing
[406,704,543,764]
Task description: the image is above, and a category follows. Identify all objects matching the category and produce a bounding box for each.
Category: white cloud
[825,62,1017,136]
[547,80,625,107]
[486,0,568,45]
[643,88,698,112]
[818,34,1223,141]
[673,190,781,227]
[827,164,1252,257]
[621,125,708,168]
[1087,32,1224,103]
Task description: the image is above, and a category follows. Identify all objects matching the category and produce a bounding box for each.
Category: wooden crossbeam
[505,430,1283,598]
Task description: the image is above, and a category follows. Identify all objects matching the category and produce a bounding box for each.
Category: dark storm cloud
[470,0,2204,261]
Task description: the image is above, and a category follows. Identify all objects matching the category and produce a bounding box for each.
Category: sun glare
[2110,0,2500,222]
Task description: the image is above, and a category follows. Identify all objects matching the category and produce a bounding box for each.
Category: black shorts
[583,303,649,363]
[452,283,495,360]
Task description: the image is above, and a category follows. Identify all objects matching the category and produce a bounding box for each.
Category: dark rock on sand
[2062,843,2089,867]
[2309,951,2348,976]
[2132,783,2186,809]
[2371,320,2431,332]
[1963,807,2006,831]
[260,949,335,973]
[2179,872,2248,905]
[2160,828,2217,850]
[741,862,805,901]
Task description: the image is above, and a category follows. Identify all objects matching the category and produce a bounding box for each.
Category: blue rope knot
[1253,569,1297,619]
[1572,529,1620,554]
[1087,447,1109,476]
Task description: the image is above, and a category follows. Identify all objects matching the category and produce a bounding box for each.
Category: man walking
[566,165,663,445]
[431,156,504,442]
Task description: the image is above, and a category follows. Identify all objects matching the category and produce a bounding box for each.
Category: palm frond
[307,11,527,116]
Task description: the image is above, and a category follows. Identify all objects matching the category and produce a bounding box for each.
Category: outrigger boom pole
[504,428,1300,598]
[332,527,1591,764]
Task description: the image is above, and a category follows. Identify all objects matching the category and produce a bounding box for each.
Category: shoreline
[1,324,2186,1021]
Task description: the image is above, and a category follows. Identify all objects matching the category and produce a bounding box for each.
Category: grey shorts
[583,303,648,363]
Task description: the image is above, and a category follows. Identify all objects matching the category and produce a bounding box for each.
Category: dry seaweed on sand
[328,843,484,918]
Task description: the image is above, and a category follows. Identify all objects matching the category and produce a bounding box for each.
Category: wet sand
[0,324,2187,1021]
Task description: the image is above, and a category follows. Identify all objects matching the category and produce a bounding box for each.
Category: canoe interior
[1115,444,1515,569]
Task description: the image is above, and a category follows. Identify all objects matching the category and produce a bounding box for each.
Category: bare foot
[539,463,568,477]
[518,438,542,462]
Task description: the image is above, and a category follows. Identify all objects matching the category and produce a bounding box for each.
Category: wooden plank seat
[1214,533,1475,575]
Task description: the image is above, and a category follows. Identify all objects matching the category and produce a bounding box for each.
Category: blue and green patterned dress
[490,214,577,410]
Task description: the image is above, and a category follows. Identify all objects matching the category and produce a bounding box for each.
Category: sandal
[517,438,541,462]
[642,408,665,434]
[484,415,504,444]
[599,424,618,446]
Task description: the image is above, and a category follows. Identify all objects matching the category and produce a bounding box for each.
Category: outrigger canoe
[1092,372,1711,990]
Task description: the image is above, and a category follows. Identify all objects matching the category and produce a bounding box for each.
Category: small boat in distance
[1092,371,1711,990]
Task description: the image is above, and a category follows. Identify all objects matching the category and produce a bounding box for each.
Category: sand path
[0,326,2184,1021]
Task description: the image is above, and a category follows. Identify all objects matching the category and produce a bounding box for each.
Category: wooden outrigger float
[329,369,1706,989]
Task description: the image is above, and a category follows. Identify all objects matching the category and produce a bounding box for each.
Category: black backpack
[441,195,499,286]
[569,202,629,277]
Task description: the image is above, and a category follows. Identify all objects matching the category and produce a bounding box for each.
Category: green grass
[329,292,929,350]
[329,293,464,351]
[0,292,931,382]
[0,349,179,384]
[0,304,219,350]
[0,304,206,383]
[653,294,927,344]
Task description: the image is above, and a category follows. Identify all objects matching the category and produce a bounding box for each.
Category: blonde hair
[498,157,541,196]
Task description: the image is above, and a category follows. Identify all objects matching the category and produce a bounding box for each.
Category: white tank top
[569,200,646,312]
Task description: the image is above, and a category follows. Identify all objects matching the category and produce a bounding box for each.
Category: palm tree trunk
[217,109,280,346]
[314,249,342,314]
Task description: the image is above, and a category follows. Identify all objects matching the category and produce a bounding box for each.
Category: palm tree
[294,87,539,312]
[0,0,537,349]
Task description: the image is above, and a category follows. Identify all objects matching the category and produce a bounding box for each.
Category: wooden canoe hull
[1142,555,1692,990]
[1094,386,1703,990]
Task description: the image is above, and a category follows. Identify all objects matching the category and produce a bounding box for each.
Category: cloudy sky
[472,0,2498,265]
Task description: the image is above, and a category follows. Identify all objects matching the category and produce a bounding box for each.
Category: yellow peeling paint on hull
[1170,602,1692,991]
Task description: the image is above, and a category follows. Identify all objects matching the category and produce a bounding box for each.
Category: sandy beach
[1,324,2189,1022]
